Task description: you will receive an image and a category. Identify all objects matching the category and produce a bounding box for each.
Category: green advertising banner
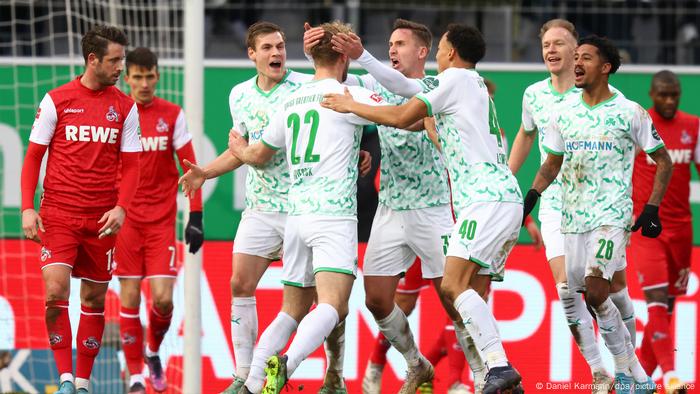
[1,64,698,243]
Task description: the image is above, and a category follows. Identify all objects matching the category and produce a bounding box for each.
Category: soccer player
[115,47,204,394]
[508,19,615,391]
[20,25,141,394]
[523,35,672,393]
[632,70,697,394]
[227,21,383,394]
[322,24,525,393]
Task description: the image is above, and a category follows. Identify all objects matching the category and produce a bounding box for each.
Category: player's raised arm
[322,87,427,130]
[332,33,423,98]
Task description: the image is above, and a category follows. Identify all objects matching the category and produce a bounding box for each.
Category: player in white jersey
[323,24,524,394]
[306,19,457,394]
[178,22,364,394]
[226,21,382,394]
[508,19,615,392]
[523,35,672,394]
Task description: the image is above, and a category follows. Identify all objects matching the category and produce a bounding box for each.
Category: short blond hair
[539,18,578,41]
[310,21,354,66]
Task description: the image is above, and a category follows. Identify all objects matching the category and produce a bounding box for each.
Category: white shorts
[282,215,358,288]
[364,204,453,279]
[232,209,286,260]
[539,208,565,261]
[446,202,521,282]
[565,226,629,293]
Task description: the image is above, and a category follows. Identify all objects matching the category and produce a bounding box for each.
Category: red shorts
[39,207,116,283]
[628,221,692,297]
[114,218,178,279]
[397,258,431,294]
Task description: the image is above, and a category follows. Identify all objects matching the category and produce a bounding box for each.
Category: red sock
[147,306,172,353]
[120,306,144,374]
[647,304,675,373]
[425,328,447,367]
[369,333,391,366]
[76,305,105,380]
[46,300,73,375]
[639,325,657,376]
[445,325,465,385]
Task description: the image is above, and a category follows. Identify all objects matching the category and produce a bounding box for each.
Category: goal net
[0,1,187,392]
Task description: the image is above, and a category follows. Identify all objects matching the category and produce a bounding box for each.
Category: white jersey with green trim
[414,67,523,217]
[521,78,579,213]
[229,70,312,213]
[262,78,382,216]
[543,92,665,233]
[352,74,450,210]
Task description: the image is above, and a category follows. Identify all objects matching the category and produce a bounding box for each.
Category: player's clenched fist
[98,205,126,239]
[22,208,44,243]
[358,150,372,177]
[228,129,248,158]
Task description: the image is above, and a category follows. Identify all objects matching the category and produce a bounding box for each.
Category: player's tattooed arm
[645,146,673,206]
[531,153,563,194]
[228,130,276,166]
[322,88,427,130]
[508,124,537,174]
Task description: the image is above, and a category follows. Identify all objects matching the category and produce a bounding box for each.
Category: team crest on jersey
[681,130,693,144]
[40,246,52,262]
[49,333,63,346]
[82,336,101,350]
[121,332,136,345]
[156,117,169,133]
[370,93,383,103]
[106,106,119,122]
[422,76,439,92]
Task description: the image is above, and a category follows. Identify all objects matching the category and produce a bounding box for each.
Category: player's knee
[153,297,174,315]
[643,287,668,305]
[364,293,391,318]
[584,289,606,309]
[439,281,460,305]
[45,282,69,302]
[230,275,255,297]
[81,290,106,309]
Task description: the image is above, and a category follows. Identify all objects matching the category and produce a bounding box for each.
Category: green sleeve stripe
[644,143,665,154]
[469,256,491,269]
[415,94,433,117]
[313,267,355,276]
[542,145,564,156]
[523,126,537,134]
[261,138,281,151]
[357,76,364,88]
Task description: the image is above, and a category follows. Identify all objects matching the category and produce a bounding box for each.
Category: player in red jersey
[20,25,141,394]
[631,70,697,394]
[115,47,204,394]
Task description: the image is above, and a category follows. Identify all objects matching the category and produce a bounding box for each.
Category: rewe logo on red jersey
[646,149,693,165]
[65,125,119,144]
[141,136,169,151]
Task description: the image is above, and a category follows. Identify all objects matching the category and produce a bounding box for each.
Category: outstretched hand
[178,159,206,198]
[321,87,356,113]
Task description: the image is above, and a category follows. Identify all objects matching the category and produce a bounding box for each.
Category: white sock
[593,298,634,375]
[628,354,649,382]
[556,283,605,373]
[75,377,90,390]
[129,373,145,387]
[244,312,298,394]
[286,303,340,376]
[324,320,346,375]
[454,289,508,369]
[232,296,258,379]
[453,322,486,374]
[610,287,636,346]
[376,305,421,366]
[60,373,74,384]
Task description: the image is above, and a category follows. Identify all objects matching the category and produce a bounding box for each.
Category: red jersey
[633,108,700,225]
[128,96,198,224]
[29,77,142,216]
